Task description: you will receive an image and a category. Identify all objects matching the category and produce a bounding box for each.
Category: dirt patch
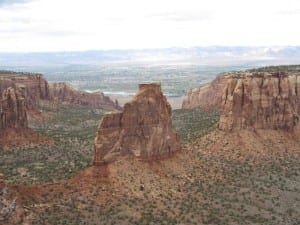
[0,128,53,150]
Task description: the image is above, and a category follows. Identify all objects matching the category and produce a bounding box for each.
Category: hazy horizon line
[0,45,300,54]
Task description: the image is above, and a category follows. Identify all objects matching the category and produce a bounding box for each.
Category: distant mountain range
[1,46,300,69]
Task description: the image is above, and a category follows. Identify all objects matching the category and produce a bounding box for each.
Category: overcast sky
[0,0,300,52]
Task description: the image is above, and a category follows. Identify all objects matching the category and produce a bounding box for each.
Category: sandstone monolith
[93,83,181,165]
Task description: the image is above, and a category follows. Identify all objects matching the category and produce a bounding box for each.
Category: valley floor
[1,107,300,225]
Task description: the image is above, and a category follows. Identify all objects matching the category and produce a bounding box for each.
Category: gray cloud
[0,28,83,37]
[149,11,213,22]
[0,17,32,24]
[0,0,33,7]
[36,31,85,37]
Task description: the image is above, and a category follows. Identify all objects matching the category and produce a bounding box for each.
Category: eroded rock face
[0,71,121,111]
[50,82,121,110]
[182,74,229,110]
[0,73,51,109]
[0,87,27,130]
[93,83,181,165]
[0,71,119,148]
[0,174,4,190]
[219,72,300,131]
[0,74,53,148]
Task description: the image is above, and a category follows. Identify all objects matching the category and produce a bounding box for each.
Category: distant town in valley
[1,46,300,108]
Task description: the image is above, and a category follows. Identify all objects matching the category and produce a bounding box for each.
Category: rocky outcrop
[0,74,54,148]
[0,72,51,109]
[182,74,229,110]
[0,87,27,130]
[93,83,181,165]
[0,70,120,148]
[50,82,121,110]
[0,174,4,190]
[219,72,300,131]
[0,71,120,111]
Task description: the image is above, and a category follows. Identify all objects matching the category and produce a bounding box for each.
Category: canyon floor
[0,106,299,225]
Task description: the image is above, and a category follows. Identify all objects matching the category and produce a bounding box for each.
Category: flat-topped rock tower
[93,83,181,165]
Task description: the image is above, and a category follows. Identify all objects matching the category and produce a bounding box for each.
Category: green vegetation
[0,107,219,184]
[0,105,104,184]
[29,128,300,225]
[41,64,248,97]
[1,106,299,225]
[172,109,219,142]
[248,64,300,73]
[0,70,41,76]
[32,105,104,141]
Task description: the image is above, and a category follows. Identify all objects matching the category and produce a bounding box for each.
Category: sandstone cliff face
[0,73,54,148]
[50,82,121,110]
[182,74,229,110]
[0,71,119,148]
[0,71,120,111]
[219,72,300,131]
[0,72,49,130]
[93,83,181,165]
[0,73,51,109]
[0,87,27,130]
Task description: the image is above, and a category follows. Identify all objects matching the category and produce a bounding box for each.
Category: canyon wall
[0,71,120,111]
[0,73,51,109]
[50,82,121,110]
[219,72,300,131]
[93,83,181,165]
[0,86,27,130]
[182,74,229,110]
[0,71,119,148]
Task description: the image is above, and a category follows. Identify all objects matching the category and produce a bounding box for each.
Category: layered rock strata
[0,87,27,130]
[50,82,121,110]
[0,73,51,109]
[219,72,300,130]
[0,71,119,148]
[93,83,181,165]
[182,74,229,110]
[0,71,120,110]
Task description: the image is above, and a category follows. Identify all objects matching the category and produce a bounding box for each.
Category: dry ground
[1,107,300,225]
[3,129,299,225]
